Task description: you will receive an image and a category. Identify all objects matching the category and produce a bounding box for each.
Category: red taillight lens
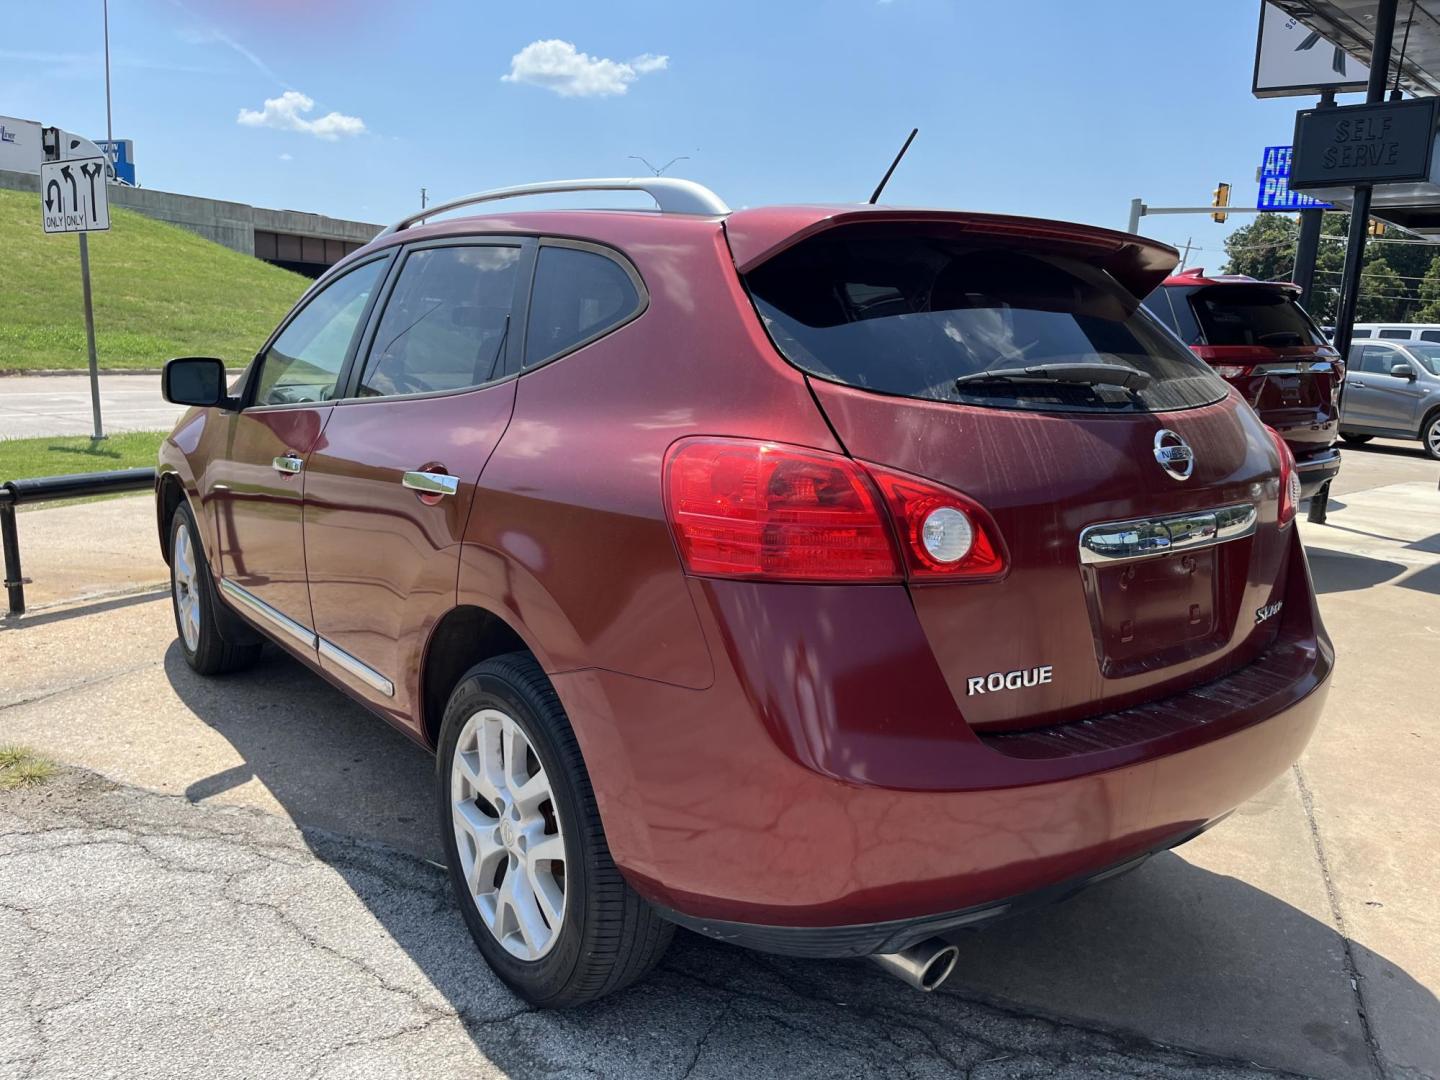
[1266,426,1301,527]
[664,439,900,581]
[664,438,1008,583]
[864,464,1007,580]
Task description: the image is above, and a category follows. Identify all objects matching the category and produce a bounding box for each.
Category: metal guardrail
[1,467,156,617]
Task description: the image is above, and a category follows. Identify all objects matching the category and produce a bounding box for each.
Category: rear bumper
[1295,445,1341,499]
[552,529,1331,948]
[655,815,1224,957]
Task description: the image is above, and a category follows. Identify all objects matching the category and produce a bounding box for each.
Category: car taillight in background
[664,438,1006,583]
[1266,426,1302,527]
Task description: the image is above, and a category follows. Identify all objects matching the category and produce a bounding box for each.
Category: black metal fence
[1,467,156,616]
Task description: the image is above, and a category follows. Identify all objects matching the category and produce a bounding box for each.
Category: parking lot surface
[1,440,1437,1079]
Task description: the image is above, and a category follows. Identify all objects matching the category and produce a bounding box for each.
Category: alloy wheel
[172,522,201,652]
[450,708,566,960]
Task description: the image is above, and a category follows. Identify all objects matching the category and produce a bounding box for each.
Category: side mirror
[1390,362,1417,381]
[163,357,234,408]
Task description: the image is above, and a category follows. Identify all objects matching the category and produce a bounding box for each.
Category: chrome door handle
[1350,380,1366,387]
[272,453,303,475]
[402,471,459,496]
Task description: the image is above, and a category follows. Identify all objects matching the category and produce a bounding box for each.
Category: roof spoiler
[724,207,1180,299]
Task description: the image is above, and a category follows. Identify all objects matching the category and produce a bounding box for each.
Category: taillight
[864,464,1007,580]
[664,439,900,581]
[663,438,1007,583]
[1266,426,1301,527]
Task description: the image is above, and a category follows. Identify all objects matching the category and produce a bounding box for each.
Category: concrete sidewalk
[0,443,1437,1078]
[0,373,185,438]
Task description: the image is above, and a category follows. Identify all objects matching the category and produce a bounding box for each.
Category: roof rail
[377,177,731,237]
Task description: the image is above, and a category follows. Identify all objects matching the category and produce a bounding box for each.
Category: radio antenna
[869,128,918,204]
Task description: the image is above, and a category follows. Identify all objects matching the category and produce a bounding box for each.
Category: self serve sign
[41,156,109,233]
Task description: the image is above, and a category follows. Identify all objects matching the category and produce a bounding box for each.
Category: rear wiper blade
[955,363,1152,391]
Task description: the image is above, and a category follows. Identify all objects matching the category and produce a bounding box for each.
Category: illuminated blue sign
[95,139,136,186]
[1258,144,1331,210]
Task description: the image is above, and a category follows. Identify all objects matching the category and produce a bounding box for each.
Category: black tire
[1424,412,1440,462]
[168,503,262,676]
[1340,432,1373,446]
[436,652,672,1007]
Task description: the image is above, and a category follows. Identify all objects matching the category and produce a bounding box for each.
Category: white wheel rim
[172,522,201,652]
[1428,421,1440,456]
[451,708,566,960]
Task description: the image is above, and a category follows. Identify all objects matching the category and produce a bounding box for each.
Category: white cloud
[278,152,293,162]
[237,90,365,140]
[501,40,669,97]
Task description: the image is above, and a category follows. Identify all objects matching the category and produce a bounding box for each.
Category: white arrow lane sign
[41,155,109,233]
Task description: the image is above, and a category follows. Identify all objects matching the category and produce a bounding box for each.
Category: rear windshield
[744,229,1229,414]
[1186,285,1325,347]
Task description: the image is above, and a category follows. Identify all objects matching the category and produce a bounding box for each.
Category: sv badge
[1255,601,1283,624]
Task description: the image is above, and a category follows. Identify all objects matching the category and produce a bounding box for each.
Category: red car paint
[1145,268,1342,498]
[158,202,1331,951]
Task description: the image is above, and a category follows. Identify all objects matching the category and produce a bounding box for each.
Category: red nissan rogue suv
[157,178,1333,1006]
[1144,268,1343,498]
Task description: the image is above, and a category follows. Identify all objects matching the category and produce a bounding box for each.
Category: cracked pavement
[0,766,1298,1080]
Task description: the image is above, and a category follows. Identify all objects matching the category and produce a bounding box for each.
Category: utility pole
[1179,237,1193,271]
[628,155,689,177]
[420,187,427,210]
[1292,91,1336,309]
[103,0,113,148]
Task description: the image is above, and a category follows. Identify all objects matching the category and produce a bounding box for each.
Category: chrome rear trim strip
[1079,504,1257,565]
[219,578,318,649]
[318,639,395,698]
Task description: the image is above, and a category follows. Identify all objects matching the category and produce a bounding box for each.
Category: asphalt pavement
[0,373,187,438]
[1,439,1437,1079]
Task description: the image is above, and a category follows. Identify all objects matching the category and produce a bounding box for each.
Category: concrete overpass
[0,169,380,277]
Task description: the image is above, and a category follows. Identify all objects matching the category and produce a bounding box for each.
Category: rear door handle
[272,453,303,475]
[1350,380,1366,387]
[402,471,459,497]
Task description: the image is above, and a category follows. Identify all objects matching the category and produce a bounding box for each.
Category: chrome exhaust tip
[869,938,959,992]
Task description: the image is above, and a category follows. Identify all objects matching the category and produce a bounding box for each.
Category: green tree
[1415,255,1440,321]
[1221,215,1299,282]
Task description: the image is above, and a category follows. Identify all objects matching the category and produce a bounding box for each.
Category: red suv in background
[1144,268,1343,497]
[157,180,1332,1006]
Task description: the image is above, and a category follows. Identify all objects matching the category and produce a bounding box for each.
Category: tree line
[1220,213,1440,325]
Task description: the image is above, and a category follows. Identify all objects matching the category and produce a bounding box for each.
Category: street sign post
[40,157,110,233]
[38,143,110,439]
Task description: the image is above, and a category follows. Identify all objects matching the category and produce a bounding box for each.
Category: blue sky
[0,0,1364,266]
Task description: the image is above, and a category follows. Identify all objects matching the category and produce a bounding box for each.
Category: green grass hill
[0,187,308,372]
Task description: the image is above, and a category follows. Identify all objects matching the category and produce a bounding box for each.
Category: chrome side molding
[218,579,395,698]
[318,639,395,698]
[219,578,317,648]
[1079,504,1257,565]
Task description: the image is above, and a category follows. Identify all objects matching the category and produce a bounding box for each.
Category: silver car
[1341,340,1440,460]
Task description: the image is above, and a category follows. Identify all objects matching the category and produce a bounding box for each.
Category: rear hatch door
[731,211,1292,732]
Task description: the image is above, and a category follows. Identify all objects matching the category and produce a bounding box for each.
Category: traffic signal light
[1368,218,1386,237]
[1211,182,1232,224]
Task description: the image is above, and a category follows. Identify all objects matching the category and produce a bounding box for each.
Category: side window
[1420,330,1440,342]
[1355,345,1395,374]
[358,245,522,398]
[1352,328,1372,338]
[1378,328,1410,340]
[524,246,642,368]
[254,260,385,406]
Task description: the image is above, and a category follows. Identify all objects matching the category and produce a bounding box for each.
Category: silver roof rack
[377,177,731,237]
